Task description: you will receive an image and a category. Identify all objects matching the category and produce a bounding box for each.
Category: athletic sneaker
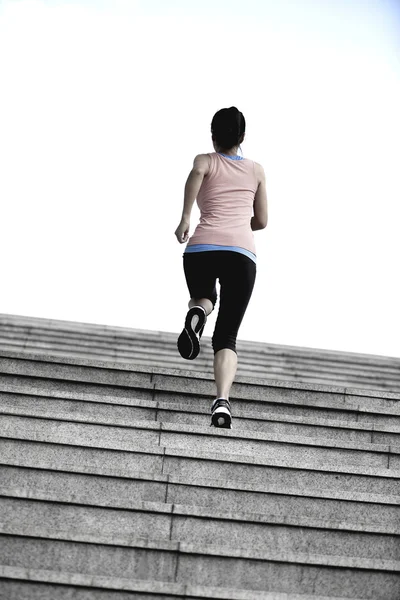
[211,398,232,429]
[177,305,207,360]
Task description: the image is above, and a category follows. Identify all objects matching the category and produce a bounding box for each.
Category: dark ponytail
[211,106,245,152]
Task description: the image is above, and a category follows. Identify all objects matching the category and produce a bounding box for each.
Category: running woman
[174,106,268,428]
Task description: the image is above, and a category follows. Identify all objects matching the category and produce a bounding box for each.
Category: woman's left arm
[174,155,210,243]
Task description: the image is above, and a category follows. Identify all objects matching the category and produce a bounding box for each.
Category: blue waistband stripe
[184,244,256,263]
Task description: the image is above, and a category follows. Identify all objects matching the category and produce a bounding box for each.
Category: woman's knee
[212,332,237,355]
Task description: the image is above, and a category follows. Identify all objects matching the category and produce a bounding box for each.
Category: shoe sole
[211,407,232,428]
[177,307,206,360]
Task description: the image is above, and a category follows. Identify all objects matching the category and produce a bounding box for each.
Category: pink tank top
[187,152,258,255]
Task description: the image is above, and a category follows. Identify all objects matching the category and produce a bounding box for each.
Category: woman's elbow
[251,216,268,231]
[255,210,268,229]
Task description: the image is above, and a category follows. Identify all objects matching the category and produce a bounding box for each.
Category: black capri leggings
[183,251,257,355]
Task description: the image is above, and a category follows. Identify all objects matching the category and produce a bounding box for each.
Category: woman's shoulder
[193,153,212,175]
[252,160,265,183]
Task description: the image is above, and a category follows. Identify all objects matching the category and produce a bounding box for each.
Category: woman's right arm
[251,163,268,231]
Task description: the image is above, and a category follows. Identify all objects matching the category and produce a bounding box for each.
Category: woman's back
[187,152,259,254]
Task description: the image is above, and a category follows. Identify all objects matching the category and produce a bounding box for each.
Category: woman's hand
[175,219,190,243]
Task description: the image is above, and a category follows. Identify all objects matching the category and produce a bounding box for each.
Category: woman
[174,106,268,429]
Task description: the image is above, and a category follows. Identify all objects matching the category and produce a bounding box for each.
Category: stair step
[2,351,400,405]
[3,335,399,388]
[2,391,400,446]
[1,354,399,423]
[1,437,399,497]
[1,414,398,472]
[0,565,374,600]
[2,312,400,393]
[1,529,400,599]
[2,377,399,431]
[1,487,399,545]
[5,523,399,570]
[2,464,399,526]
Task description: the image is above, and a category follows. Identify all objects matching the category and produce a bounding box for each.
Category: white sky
[1,0,399,357]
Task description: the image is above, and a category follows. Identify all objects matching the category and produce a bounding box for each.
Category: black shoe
[211,398,232,429]
[177,306,207,360]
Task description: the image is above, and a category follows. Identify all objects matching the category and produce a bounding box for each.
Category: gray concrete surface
[0,329,399,599]
[2,313,400,392]
[0,565,376,599]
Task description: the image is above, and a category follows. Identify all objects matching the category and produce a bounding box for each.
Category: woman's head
[211,107,245,153]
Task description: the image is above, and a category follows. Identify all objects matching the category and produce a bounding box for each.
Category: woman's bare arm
[175,154,210,243]
[252,163,268,230]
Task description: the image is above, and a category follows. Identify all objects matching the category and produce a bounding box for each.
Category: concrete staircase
[1,313,400,392]
[0,318,400,598]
